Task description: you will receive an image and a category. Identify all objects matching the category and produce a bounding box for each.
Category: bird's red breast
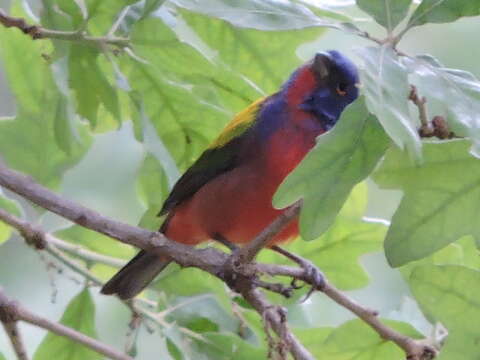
[163,105,324,246]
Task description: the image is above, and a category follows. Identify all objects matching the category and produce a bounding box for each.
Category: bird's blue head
[284,50,360,130]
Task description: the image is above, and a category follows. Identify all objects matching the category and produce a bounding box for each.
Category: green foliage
[1,0,480,359]
[357,0,412,31]
[373,140,480,267]
[274,98,389,240]
[408,0,480,27]
[359,46,421,159]
[313,319,422,359]
[34,288,101,360]
[410,265,480,359]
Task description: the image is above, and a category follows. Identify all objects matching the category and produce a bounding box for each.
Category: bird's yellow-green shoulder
[209,97,265,149]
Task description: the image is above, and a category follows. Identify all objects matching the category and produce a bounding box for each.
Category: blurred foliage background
[0,0,479,359]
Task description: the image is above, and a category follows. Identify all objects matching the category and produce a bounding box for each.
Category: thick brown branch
[0,164,313,360]
[0,288,132,360]
[0,8,128,47]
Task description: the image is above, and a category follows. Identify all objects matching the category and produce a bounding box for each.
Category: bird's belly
[164,163,299,246]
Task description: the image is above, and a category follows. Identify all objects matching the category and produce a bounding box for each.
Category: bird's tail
[101,250,171,300]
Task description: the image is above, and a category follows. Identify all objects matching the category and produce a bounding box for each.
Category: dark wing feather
[158,135,245,216]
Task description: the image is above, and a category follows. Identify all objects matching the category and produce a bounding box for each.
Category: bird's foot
[271,245,325,302]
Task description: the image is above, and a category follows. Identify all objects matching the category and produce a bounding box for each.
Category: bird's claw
[299,260,325,303]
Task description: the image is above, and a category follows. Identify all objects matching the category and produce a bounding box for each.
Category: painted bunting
[102,50,359,299]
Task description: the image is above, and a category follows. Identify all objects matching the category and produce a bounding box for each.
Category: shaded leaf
[373,140,480,266]
[0,11,91,189]
[408,0,480,28]
[69,46,120,129]
[136,154,170,230]
[357,0,412,31]
[410,265,480,359]
[34,288,101,360]
[316,319,422,359]
[178,9,324,105]
[0,194,22,218]
[55,225,134,260]
[407,55,480,157]
[274,97,389,240]
[358,46,421,159]
[170,0,336,30]
[190,332,265,359]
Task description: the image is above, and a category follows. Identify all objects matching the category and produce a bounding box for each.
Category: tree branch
[0,8,129,48]
[0,303,29,360]
[0,163,313,359]
[0,163,439,359]
[0,288,132,360]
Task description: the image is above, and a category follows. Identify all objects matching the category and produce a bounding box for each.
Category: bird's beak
[354,82,363,89]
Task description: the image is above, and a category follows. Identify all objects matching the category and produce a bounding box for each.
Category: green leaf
[191,332,266,359]
[166,295,238,334]
[273,97,390,240]
[69,46,120,129]
[262,184,387,290]
[136,154,170,230]
[284,218,387,289]
[373,140,480,267]
[357,0,412,31]
[170,0,336,30]
[410,265,480,359]
[408,0,480,28]
[34,288,101,360]
[358,46,421,160]
[178,9,325,102]
[408,55,480,157]
[0,194,22,218]
[316,319,422,359]
[0,12,91,189]
[55,225,134,260]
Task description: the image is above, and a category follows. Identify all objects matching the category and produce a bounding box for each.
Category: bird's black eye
[336,83,348,96]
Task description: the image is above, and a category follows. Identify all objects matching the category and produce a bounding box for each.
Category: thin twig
[234,203,301,264]
[0,8,129,48]
[0,289,132,360]
[254,263,438,360]
[0,304,29,360]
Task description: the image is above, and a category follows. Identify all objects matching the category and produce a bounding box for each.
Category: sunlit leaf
[357,0,412,31]
[410,265,480,359]
[274,97,389,240]
[69,46,120,129]
[407,0,480,28]
[373,140,480,266]
[358,46,421,160]
[34,288,101,360]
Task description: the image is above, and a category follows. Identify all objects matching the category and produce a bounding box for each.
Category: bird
[101,50,360,300]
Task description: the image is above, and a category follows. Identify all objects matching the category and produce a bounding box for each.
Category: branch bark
[0,288,132,360]
[0,306,29,360]
[0,163,439,360]
[0,8,128,48]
